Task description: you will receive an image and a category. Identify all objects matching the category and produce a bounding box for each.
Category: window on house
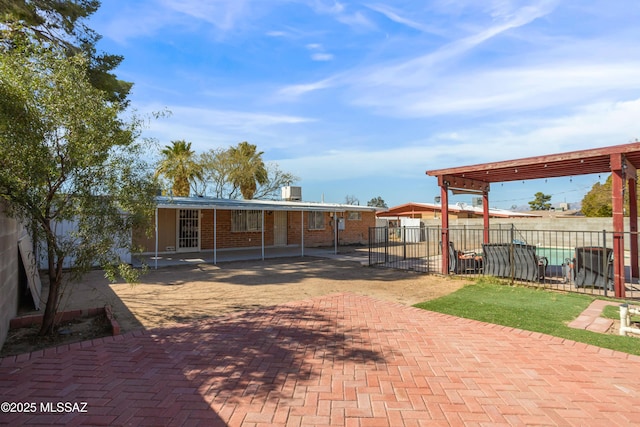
[308,211,325,230]
[347,211,361,220]
[231,210,262,232]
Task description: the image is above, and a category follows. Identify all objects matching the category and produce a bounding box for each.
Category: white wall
[37,219,131,269]
[0,202,20,348]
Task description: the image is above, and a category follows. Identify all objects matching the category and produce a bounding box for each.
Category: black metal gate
[368,226,440,273]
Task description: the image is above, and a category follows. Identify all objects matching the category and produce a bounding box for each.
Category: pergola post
[482,190,490,244]
[628,177,639,281]
[611,154,626,298]
[440,182,450,275]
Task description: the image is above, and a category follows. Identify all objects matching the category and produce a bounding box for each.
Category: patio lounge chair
[482,243,547,282]
[573,247,614,291]
[448,242,481,274]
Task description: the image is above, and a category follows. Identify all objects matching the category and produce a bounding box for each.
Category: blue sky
[89,1,640,209]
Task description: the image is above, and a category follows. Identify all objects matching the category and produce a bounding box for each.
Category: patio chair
[482,243,547,282]
[512,244,547,282]
[574,247,614,291]
[448,242,481,274]
[482,243,509,278]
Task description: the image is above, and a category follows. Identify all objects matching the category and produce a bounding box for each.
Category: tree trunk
[38,227,62,336]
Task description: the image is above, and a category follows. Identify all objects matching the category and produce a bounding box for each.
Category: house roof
[377,202,539,218]
[155,196,379,213]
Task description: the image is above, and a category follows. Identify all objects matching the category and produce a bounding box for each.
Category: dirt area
[1,314,111,357]
[1,256,470,356]
[92,257,468,331]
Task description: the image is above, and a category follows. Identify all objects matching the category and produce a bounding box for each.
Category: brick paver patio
[1,293,639,426]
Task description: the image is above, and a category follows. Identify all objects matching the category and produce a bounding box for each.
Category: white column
[154,208,158,269]
[334,210,338,254]
[213,208,217,265]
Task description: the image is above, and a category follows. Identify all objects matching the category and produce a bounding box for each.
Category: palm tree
[228,141,268,199]
[155,140,202,197]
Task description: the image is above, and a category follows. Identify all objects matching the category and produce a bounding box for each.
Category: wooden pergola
[426,142,640,298]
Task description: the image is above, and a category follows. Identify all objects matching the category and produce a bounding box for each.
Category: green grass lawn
[414,278,640,356]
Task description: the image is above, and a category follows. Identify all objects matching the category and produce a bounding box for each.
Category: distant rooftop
[377,202,539,218]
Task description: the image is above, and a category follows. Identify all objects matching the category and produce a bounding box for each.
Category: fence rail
[368,225,640,300]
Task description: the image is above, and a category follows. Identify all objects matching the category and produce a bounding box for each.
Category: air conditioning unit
[281,186,302,201]
[472,197,483,207]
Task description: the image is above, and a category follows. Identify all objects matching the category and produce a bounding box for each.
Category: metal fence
[368,225,640,300]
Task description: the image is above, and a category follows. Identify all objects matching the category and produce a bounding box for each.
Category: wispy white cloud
[311,53,335,61]
[277,77,337,97]
[100,0,279,42]
[356,1,555,85]
[305,43,334,61]
[276,1,556,102]
[354,61,640,117]
[335,10,377,31]
[140,104,315,152]
[364,3,446,36]
[308,0,377,30]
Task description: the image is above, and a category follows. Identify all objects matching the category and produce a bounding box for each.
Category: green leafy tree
[581,175,640,217]
[195,148,239,198]
[0,41,158,336]
[155,140,203,197]
[228,141,268,200]
[195,147,298,199]
[1,0,132,107]
[367,196,387,208]
[528,192,552,211]
[581,177,612,217]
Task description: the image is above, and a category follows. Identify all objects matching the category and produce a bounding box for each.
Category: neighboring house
[377,202,540,221]
[133,196,378,258]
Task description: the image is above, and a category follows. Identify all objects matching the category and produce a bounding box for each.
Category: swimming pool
[536,247,574,266]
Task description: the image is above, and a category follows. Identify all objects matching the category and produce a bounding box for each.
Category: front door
[274,211,287,246]
[177,209,200,252]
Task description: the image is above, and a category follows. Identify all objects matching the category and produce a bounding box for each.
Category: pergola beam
[439,175,490,194]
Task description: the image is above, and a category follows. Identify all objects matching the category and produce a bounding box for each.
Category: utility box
[281,186,302,201]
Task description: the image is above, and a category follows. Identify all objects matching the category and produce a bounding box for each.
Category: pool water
[536,247,574,266]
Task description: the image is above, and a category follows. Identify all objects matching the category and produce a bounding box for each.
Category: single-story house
[133,196,379,264]
[377,202,540,221]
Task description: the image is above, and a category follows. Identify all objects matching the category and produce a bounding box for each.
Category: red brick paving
[1,293,639,426]
[567,299,618,333]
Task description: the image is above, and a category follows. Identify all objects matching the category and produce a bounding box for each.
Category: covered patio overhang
[152,196,371,268]
[426,142,640,298]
